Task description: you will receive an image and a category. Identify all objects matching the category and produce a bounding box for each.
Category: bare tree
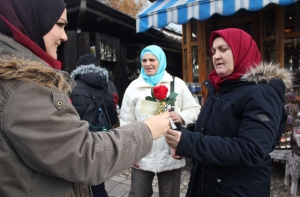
[98,0,148,18]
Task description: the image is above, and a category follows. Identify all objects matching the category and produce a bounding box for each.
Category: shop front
[137,0,299,98]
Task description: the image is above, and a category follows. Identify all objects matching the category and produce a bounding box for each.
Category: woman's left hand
[169,111,183,124]
[170,148,184,160]
[165,129,182,149]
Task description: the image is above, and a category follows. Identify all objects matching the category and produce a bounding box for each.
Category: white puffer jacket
[120,71,201,173]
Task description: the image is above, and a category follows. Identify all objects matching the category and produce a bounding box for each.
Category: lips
[145,67,154,71]
[216,62,225,67]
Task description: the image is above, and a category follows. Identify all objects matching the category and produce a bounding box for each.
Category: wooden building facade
[141,0,300,99]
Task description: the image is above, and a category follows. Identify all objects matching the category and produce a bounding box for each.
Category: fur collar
[241,62,293,89]
[0,34,74,94]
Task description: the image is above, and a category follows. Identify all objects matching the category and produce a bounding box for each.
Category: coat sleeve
[119,82,138,126]
[4,82,153,185]
[175,77,201,126]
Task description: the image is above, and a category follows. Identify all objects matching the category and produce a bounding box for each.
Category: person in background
[0,1,170,196]
[76,54,119,108]
[165,28,293,197]
[70,58,119,197]
[120,45,200,197]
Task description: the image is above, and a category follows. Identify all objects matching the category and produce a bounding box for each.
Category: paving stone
[105,179,119,193]
[123,180,131,185]
[107,162,300,197]
[107,182,130,197]
[110,175,127,183]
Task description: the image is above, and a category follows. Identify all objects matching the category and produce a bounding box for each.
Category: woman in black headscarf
[0,1,170,196]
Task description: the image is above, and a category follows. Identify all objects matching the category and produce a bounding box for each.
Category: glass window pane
[263,8,276,37]
[191,19,198,42]
[263,40,276,62]
[192,46,199,82]
[284,37,300,73]
[284,2,300,33]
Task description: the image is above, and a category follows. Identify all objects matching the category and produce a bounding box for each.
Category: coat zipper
[200,92,217,191]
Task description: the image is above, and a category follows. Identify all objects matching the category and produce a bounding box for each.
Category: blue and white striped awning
[136,0,298,32]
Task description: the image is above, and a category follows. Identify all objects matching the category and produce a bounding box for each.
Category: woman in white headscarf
[120,45,200,197]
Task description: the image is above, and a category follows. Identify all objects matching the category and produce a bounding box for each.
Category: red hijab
[208,28,261,91]
[0,0,66,70]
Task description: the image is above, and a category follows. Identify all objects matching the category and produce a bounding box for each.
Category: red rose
[152,85,168,101]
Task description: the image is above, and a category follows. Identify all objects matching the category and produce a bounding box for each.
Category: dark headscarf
[208,28,261,91]
[0,0,66,69]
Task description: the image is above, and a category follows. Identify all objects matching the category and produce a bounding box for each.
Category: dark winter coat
[176,62,293,197]
[70,64,118,126]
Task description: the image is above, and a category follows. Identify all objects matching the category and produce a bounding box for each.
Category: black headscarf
[0,0,66,50]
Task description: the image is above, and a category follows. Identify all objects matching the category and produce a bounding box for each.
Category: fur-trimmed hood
[70,64,109,82]
[242,62,293,90]
[70,64,110,90]
[0,34,75,95]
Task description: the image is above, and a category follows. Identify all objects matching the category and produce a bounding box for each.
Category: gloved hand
[143,112,170,140]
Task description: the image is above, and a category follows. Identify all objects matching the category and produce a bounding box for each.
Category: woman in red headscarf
[0,0,171,196]
[166,28,293,196]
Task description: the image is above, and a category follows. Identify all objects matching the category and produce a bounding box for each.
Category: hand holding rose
[143,112,170,140]
[165,129,182,149]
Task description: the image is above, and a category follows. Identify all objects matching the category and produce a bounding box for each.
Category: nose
[144,60,151,66]
[61,29,68,42]
[212,51,221,60]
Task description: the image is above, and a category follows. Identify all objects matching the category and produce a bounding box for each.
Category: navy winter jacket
[176,63,293,197]
[70,64,118,126]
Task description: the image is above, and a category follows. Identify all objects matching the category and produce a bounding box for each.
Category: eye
[56,22,66,28]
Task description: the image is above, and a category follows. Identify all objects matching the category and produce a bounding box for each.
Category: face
[211,37,234,78]
[43,8,68,59]
[142,54,159,76]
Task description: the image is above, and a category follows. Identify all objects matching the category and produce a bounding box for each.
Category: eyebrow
[212,44,229,50]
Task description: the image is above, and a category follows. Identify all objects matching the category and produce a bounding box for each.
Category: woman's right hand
[143,112,170,140]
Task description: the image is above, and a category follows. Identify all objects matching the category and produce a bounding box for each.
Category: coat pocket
[203,168,241,197]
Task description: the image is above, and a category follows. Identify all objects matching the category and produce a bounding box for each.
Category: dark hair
[77,54,101,67]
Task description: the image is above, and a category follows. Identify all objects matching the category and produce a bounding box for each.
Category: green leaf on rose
[167,98,176,105]
[168,92,178,99]
[145,96,156,101]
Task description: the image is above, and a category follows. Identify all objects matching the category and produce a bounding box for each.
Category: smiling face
[141,54,159,76]
[211,37,235,78]
[43,8,68,59]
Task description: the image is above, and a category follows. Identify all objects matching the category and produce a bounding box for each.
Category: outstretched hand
[165,129,182,149]
[143,112,170,140]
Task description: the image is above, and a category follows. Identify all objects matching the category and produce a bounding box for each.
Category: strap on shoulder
[171,76,175,106]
